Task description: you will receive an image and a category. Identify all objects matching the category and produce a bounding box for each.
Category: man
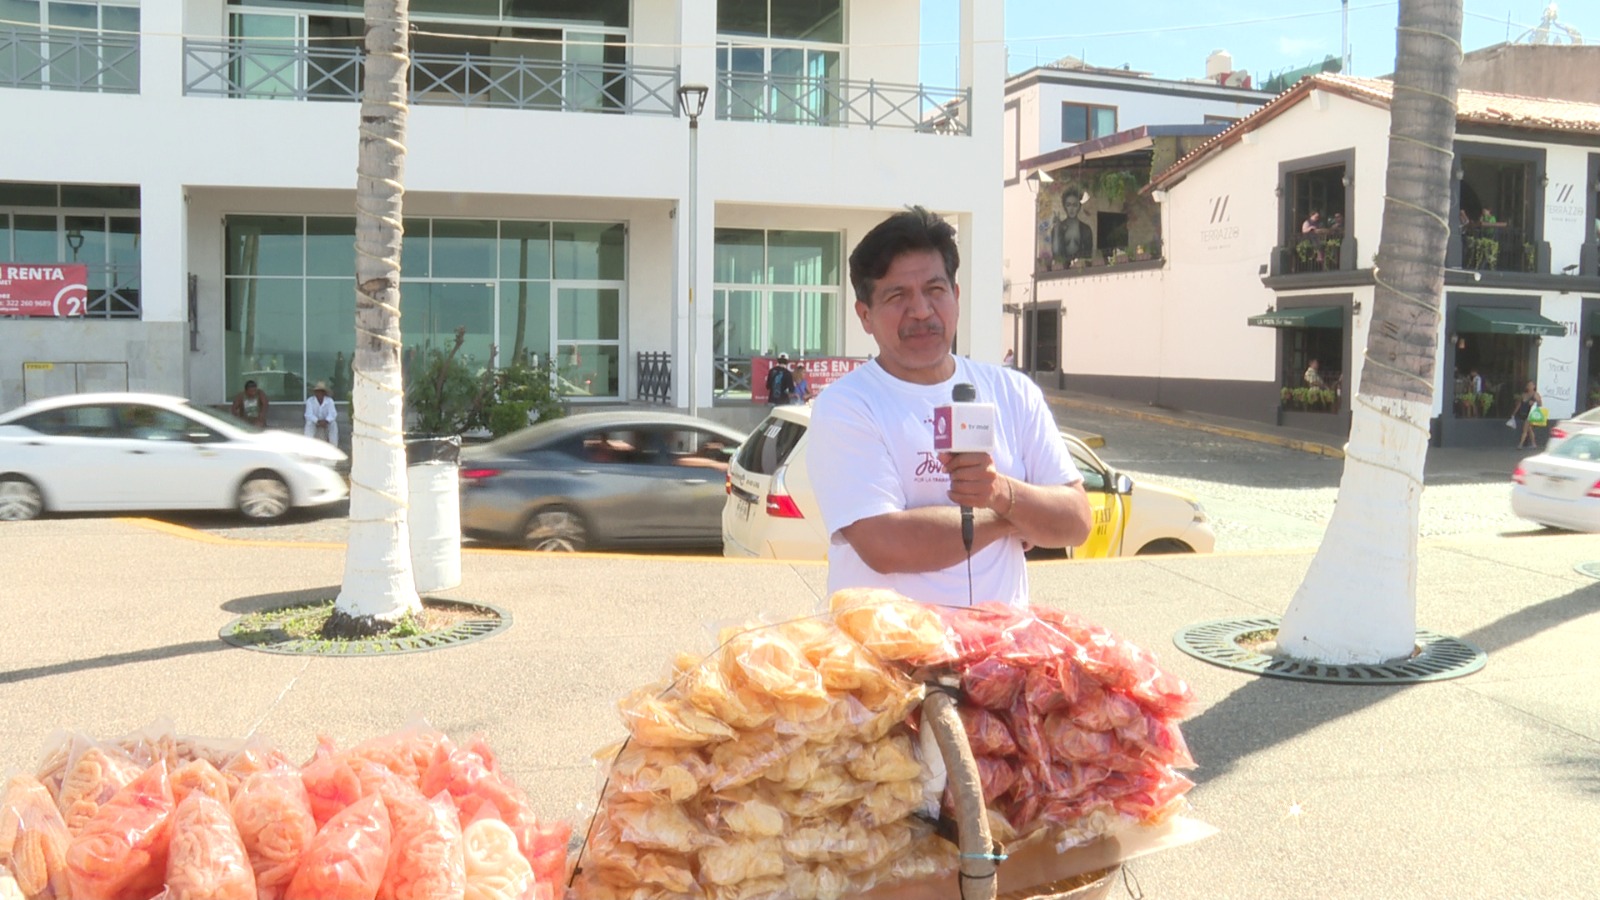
[230,379,269,427]
[304,381,338,445]
[1304,359,1324,389]
[808,207,1092,608]
[766,352,796,405]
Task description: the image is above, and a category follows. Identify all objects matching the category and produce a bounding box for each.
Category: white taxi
[722,405,1215,560]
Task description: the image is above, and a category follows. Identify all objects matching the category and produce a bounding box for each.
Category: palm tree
[1275,0,1463,664]
[326,0,422,638]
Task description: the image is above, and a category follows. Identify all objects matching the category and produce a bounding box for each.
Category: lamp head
[677,83,709,119]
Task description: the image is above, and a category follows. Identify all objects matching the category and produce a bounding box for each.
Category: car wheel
[523,506,588,552]
[238,472,292,521]
[1135,538,1193,555]
[0,476,44,521]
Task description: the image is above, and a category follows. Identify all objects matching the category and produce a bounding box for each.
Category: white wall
[848,0,920,85]
[1031,80,1264,156]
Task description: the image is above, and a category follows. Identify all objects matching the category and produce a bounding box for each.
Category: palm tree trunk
[1276,0,1462,664]
[329,0,421,636]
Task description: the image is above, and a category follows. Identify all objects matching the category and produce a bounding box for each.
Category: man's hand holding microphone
[934,383,1016,552]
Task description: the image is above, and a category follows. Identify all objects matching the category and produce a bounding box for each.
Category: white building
[0,0,1002,430]
[1035,73,1600,448]
[1000,56,1269,370]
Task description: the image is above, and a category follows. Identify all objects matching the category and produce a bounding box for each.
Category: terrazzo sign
[0,264,88,316]
[1547,182,1586,226]
[1198,194,1240,252]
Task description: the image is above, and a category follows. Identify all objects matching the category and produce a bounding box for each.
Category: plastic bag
[828,589,952,663]
[232,763,318,900]
[66,760,176,900]
[678,655,776,732]
[606,799,712,854]
[959,707,1018,757]
[377,781,465,900]
[706,730,804,792]
[285,792,392,900]
[51,735,145,833]
[720,628,828,708]
[601,743,708,804]
[165,791,256,900]
[617,687,736,749]
[0,872,22,900]
[460,818,534,900]
[300,737,368,830]
[699,837,784,886]
[973,756,1017,801]
[842,734,923,784]
[961,657,1027,710]
[171,759,232,808]
[0,774,72,899]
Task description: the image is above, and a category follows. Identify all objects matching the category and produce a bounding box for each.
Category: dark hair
[244,380,257,389]
[848,206,959,306]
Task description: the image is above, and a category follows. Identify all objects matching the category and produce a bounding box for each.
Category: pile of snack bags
[0,722,568,900]
[573,588,1196,900]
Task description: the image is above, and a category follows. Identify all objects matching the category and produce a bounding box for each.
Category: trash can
[406,435,461,593]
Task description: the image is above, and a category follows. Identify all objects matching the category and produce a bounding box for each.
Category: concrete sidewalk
[2,518,1598,898]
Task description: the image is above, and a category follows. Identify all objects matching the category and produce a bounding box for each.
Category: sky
[919,1,1596,88]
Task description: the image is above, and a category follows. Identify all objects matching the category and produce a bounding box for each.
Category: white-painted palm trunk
[1276,0,1462,665]
[1276,393,1429,663]
[336,0,421,625]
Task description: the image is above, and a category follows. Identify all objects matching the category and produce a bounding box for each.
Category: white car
[0,392,348,522]
[1511,432,1600,531]
[1546,406,1600,453]
[722,405,1215,560]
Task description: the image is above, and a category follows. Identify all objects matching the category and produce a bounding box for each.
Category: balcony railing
[0,26,139,93]
[717,70,969,134]
[1270,234,1359,276]
[1460,223,1538,273]
[183,39,679,115]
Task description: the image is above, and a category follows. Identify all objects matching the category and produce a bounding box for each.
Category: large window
[1061,103,1115,144]
[712,229,841,394]
[1457,154,1538,273]
[717,0,843,123]
[224,215,625,402]
[0,181,141,318]
[1280,160,1349,274]
[0,0,140,91]
[224,0,630,108]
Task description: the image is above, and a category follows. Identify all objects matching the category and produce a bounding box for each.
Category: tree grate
[220,600,511,657]
[1573,561,1600,580]
[1173,616,1486,684]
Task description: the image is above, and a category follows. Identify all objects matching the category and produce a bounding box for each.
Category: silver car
[0,392,347,522]
[459,411,746,551]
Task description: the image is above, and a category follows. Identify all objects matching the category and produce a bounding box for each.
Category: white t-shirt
[807,357,1082,608]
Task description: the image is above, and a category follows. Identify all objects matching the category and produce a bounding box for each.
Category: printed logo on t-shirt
[913,451,946,485]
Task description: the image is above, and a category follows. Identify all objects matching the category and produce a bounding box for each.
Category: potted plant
[1319,388,1337,410]
[406,327,490,437]
[1069,257,1088,270]
[481,356,566,438]
[1294,240,1318,269]
[1477,392,1494,416]
[1291,387,1310,409]
[1281,387,1293,407]
[1321,238,1342,270]
[1522,242,1536,272]
[1110,249,1130,265]
[1133,245,1151,262]
[1466,236,1499,270]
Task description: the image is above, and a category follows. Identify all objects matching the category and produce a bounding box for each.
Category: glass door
[555,285,621,397]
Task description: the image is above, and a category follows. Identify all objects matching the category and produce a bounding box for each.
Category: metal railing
[1272,235,1358,276]
[183,39,679,115]
[635,351,672,405]
[0,26,139,93]
[717,70,969,134]
[714,357,754,398]
[1460,224,1538,273]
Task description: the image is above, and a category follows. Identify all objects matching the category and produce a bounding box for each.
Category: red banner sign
[0,264,89,317]
[751,356,869,403]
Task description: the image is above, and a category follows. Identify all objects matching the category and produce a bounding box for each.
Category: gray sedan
[459,411,746,551]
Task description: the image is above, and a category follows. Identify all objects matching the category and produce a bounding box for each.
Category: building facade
[1036,74,1600,447]
[1000,59,1269,371]
[0,0,1003,425]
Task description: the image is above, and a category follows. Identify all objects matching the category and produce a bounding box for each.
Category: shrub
[482,357,566,437]
[405,327,489,436]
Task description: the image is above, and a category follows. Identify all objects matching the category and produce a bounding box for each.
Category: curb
[1046,394,1346,459]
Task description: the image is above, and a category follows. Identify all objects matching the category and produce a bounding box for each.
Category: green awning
[1457,307,1566,337]
[1246,306,1343,329]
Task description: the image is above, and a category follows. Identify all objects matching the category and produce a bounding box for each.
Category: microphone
[934,382,997,552]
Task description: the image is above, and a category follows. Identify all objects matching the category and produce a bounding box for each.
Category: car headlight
[1189,501,1208,524]
[296,453,340,469]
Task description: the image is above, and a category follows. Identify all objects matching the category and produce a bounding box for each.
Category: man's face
[856,249,958,385]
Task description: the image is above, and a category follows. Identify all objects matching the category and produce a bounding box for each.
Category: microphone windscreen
[952,382,977,402]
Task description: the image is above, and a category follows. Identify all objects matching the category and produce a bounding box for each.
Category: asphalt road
[147,411,1558,554]
[1052,411,1547,552]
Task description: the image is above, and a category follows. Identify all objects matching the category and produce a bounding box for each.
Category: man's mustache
[899,322,944,339]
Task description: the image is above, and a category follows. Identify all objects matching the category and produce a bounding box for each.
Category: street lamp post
[1023,168,1053,382]
[66,229,84,262]
[677,83,709,417]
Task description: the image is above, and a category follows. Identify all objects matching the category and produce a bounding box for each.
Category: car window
[735,416,807,476]
[117,405,216,442]
[1550,433,1600,461]
[13,405,120,438]
[662,428,735,470]
[1068,446,1108,492]
[577,428,658,466]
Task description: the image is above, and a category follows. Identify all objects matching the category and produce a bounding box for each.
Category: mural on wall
[1032,167,1160,273]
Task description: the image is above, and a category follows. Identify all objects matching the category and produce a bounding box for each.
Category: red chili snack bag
[285,792,391,900]
[233,763,318,900]
[66,760,176,900]
[166,791,256,900]
[1,774,72,900]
